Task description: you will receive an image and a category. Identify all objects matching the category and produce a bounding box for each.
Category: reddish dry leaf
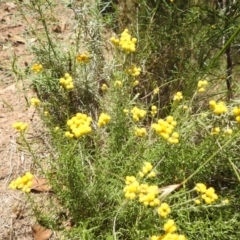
[32,225,52,240]
[31,178,52,192]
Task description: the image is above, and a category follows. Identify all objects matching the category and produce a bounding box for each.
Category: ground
[0,1,71,239]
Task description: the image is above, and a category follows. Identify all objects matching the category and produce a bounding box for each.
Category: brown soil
[0,1,72,239]
[0,2,42,239]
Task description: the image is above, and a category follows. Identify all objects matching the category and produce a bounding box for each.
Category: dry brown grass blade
[7,34,26,44]
[32,224,52,240]
[159,183,181,200]
[31,178,52,192]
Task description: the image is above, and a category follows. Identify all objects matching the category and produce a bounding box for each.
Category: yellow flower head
[101,84,108,91]
[31,64,43,73]
[44,111,49,116]
[97,113,111,127]
[114,80,123,88]
[164,219,177,233]
[195,183,207,193]
[151,116,178,142]
[132,80,139,86]
[151,105,158,116]
[65,113,92,138]
[209,100,227,115]
[9,172,34,193]
[30,97,41,107]
[211,127,220,135]
[110,36,120,46]
[110,29,138,53]
[127,66,141,77]
[197,80,208,88]
[117,29,138,53]
[76,52,90,63]
[12,121,28,132]
[59,73,74,90]
[131,107,147,121]
[157,203,171,218]
[195,199,201,205]
[134,127,147,137]
[153,87,159,95]
[173,92,183,101]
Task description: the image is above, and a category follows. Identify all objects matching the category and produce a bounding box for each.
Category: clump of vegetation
[10,0,240,239]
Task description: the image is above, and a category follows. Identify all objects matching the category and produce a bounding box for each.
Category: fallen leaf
[4,2,16,11]
[31,178,52,192]
[159,183,181,200]
[52,22,67,33]
[32,225,52,240]
[1,15,10,23]
[7,34,26,44]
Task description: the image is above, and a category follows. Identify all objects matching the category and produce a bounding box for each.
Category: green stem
[182,132,239,185]
[227,158,240,182]
[20,132,44,172]
[36,2,57,60]
[207,25,240,71]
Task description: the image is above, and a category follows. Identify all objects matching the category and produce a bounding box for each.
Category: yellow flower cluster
[124,162,159,206]
[164,219,177,233]
[194,183,218,204]
[131,107,147,121]
[97,113,111,127]
[151,233,186,240]
[151,116,179,144]
[157,202,171,218]
[134,127,147,137]
[233,106,240,122]
[12,121,28,132]
[124,176,160,206]
[151,211,187,240]
[209,100,227,115]
[59,73,74,90]
[30,97,41,107]
[31,63,43,73]
[127,66,141,77]
[110,29,137,53]
[195,183,207,193]
[65,113,92,138]
[173,92,183,101]
[138,184,160,206]
[114,80,123,88]
[197,80,208,93]
[9,172,34,193]
[151,219,187,240]
[151,105,157,116]
[138,162,156,178]
[76,53,90,63]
